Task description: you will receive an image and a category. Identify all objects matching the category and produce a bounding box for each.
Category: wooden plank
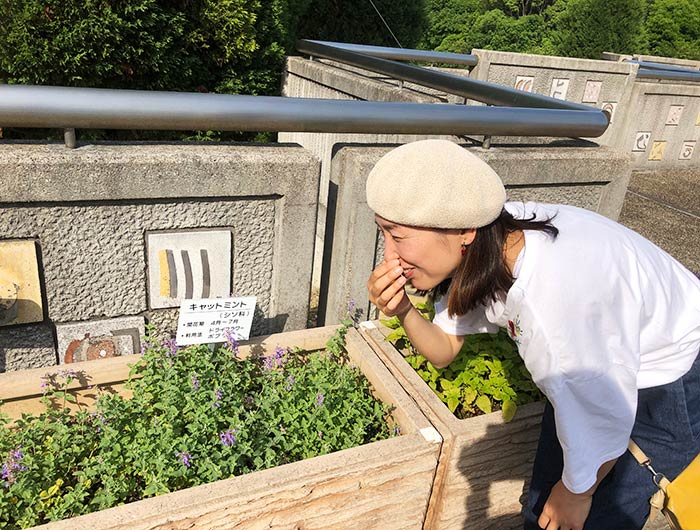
[0,325,441,529]
[361,321,544,530]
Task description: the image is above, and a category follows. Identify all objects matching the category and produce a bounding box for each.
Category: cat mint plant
[381,301,541,422]
[0,313,394,528]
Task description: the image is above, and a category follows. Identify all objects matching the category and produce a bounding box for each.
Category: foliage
[546,0,647,59]
[0,322,393,528]
[381,301,541,422]
[418,0,481,50]
[645,0,700,61]
[296,0,427,48]
[439,9,552,54]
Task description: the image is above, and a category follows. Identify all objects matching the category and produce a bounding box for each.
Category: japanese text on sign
[175,296,256,346]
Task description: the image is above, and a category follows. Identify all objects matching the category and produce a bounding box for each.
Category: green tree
[645,0,700,60]
[437,9,551,54]
[419,0,481,50]
[296,0,427,48]
[547,0,647,58]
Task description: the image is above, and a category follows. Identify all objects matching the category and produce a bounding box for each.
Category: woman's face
[375,215,474,291]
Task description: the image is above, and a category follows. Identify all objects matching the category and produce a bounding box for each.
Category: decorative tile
[679,141,696,160]
[0,240,43,326]
[56,316,145,364]
[549,78,570,100]
[601,102,618,122]
[582,81,603,104]
[666,105,684,126]
[514,76,535,93]
[648,141,667,161]
[147,228,233,309]
[633,132,651,152]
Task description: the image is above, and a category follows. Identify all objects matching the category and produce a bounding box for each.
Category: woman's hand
[367,259,412,318]
[538,480,593,530]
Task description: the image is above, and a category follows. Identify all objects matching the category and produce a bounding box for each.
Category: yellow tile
[648,141,667,161]
[0,240,43,326]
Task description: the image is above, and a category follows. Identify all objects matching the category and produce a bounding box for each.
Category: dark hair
[432,208,559,317]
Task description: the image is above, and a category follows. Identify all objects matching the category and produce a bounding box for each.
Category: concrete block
[322,144,631,325]
[0,323,56,372]
[0,144,319,362]
[469,49,638,147]
[614,81,700,169]
[56,316,146,364]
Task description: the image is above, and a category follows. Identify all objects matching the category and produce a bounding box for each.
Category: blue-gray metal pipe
[305,40,478,66]
[0,85,609,137]
[626,59,700,74]
[297,39,598,113]
[637,68,700,83]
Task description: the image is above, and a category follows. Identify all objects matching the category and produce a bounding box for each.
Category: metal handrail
[297,39,599,112]
[637,69,700,83]
[303,40,478,66]
[625,59,700,74]
[0,85,609,138]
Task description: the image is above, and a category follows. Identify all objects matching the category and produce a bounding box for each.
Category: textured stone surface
[0,324,56,372]
[0,200,275,323]
[0,144,319,367]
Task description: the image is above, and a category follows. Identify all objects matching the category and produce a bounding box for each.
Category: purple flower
[263,346,288,371]
[2,447,28,488]
[315,392,324,408]
[176,452,192,468]
[224,328,239,357]
[285,375,295,391]
[191,372,199,391]
[40,381,48,393]
[347,299,356,313]
[393,425,401,436]
[243,395,255,408]
[163,338,178,358]
[219,428,237,447]
[211,388,223,408]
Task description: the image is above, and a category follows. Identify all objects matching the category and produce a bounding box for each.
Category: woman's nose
[383,238,400,263]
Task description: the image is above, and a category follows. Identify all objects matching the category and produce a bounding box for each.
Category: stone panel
[468,49,638,147]
[56,316,146,364]
[0,323,55,372]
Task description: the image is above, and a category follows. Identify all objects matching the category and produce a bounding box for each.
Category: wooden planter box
[0,326,442,530]
[360,321,544,530]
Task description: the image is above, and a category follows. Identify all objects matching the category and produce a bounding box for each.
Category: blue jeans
[523,351,700,530]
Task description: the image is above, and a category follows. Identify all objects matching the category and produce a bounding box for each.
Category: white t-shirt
[432,202,700,493]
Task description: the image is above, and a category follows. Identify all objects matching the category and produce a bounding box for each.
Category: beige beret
[366,140,507,229]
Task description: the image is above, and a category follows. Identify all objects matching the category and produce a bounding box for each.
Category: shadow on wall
[0,297,52,373]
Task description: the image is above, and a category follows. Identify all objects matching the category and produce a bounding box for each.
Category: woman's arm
[367,258,464,368]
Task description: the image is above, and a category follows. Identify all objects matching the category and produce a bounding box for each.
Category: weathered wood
[361,321,544,530]
[0,325,442,530]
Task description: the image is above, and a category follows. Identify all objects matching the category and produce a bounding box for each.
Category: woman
[366,139,700,530]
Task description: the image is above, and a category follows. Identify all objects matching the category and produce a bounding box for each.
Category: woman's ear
[461,228,476,246]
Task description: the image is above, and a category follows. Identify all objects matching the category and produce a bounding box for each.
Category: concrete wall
[321,144,631,325]
[0,144,319,372]
[469,49,638,148]
[613,80,700,169]
[602,52,700,70]
[469,49,700,170]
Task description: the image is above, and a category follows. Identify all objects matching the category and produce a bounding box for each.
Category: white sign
[176,297,256,346]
